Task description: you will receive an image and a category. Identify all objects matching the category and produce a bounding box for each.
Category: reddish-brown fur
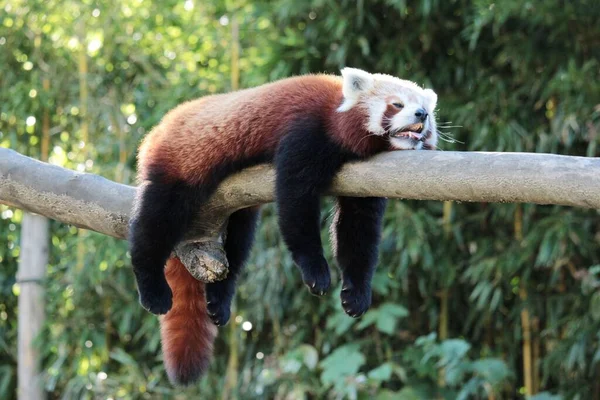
[381,103,401,130]
[160,258,217,385]
[140,74,391,384]
[137,75,388,184]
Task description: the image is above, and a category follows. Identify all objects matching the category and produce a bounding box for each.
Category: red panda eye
[392,102,404,109]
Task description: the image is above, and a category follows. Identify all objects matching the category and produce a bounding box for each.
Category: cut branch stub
[177,201,233,282]
[174,240,229,282]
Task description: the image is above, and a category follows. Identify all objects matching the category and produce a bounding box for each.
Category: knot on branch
[173,240,229,282]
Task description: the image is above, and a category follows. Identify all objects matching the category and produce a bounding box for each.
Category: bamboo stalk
[594,366,600,400]
[17,72,51,400]
[221,310,239,400]
[40,79,50,162]
[514,204,523,242]
[485,315,497,400]
[78,29,89,147]
[18,214,49,400]
[516,205,534,396]
[519,286,533,396]
[76,27,89,272]
[437,288,449,390]
[230,16,240,92]
[221,16,241,399]
[437,201,452,388]
[118,128,128,182]
[102,92,126,361]
[443,201,452,237]
[109,88,128,184]
[438,289,449,342]
[532,316,540,393]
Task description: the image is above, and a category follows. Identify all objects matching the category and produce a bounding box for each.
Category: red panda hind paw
[340,283,372,318]
[138,280,173,315]
[298,258,331,297]
[206,301,231,326]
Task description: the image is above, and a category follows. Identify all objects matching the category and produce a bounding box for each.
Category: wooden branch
[2,147,599,281]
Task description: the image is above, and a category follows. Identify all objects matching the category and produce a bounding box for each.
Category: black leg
[275,119,354,296]
[330,196,387,317]
[129,154,273,315]
[129,179,206,315]
[205,207,260,326]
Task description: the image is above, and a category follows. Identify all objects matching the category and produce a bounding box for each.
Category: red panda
[129,68,438,385]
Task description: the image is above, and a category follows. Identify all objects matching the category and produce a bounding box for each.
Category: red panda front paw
[138,279,173,315]
[295,255,331,296]
[340,282,372,318]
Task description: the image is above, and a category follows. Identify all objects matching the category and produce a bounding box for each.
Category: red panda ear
[423,88,438,110]
[338,68,374,112]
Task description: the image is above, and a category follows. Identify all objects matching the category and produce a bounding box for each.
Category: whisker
[437,121,459,126]
[436,136,455,143]
[436,130,456,137]
[356,132,382,147]
[438,130,463,135]
[433,124,465,144]
[436,132,464,144]
[437,137,462,144]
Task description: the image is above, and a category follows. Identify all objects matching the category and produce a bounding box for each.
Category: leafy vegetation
[1,0,599,398]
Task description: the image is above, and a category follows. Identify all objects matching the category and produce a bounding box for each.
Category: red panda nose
[415,108,428,122]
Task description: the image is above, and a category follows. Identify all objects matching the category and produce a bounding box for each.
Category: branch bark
[2,147,599,281]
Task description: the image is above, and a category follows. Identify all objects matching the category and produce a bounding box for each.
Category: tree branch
[2,147,599,281]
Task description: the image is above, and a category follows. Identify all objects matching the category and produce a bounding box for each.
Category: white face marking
[366,102,387,135]
[337,68,438,150]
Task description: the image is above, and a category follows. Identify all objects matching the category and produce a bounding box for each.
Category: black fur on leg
[129,155,271,315]
[330,196,387,318]
[129,178,209,315]
[275,117,357,296]
[206,206,260,326]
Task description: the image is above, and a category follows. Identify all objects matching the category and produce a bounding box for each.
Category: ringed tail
[160,257,217,385]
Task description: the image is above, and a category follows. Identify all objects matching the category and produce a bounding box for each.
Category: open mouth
[389,123,424,140]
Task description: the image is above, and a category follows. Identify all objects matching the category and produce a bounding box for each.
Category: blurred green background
[1,0,600,399]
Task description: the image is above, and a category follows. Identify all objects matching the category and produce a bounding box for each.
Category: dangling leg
[205,207,260,326]
[129,179,208,315]
[275,121,353,296]
[330,196,387,317]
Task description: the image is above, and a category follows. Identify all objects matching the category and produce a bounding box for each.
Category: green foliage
[356,303,409,335]
[320,344,365,396]
[1,0,600,398]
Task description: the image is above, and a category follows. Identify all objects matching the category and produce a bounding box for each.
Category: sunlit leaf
[319,344,365,387]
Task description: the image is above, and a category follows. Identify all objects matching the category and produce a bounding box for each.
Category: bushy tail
[160,257,218,385]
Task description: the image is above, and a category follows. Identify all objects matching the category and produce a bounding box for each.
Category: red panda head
[337,67,438,151]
